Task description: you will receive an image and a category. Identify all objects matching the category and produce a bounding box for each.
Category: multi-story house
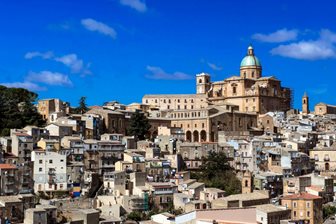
[147,182,178,209]
[281,192,323,224]
[0,164,19,195]
[32,151,67,193]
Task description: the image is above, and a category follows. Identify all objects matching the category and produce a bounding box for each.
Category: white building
[32,151,67,192]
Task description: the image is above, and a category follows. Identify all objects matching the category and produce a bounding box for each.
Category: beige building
[37,98,69,121]
[309,146,336,174]
[142,46,291,142]
[143,45,291,115]
[281,192,322,224]
[314,102,336,115]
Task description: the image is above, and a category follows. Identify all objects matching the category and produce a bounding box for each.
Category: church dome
[240,45,261,67]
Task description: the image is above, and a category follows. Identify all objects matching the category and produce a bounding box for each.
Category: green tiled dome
[240,45,261,67]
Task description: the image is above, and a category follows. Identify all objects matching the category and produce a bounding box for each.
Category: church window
[252,71,254,78]
[163,99,166,103]
[145,99,148,103]
[202,123,205,128]
[195,124,197,128]
[181,124,183,128]
[168,99,171,103]
[245,180,248,187]
[233,86,237,94]
[191,99,194,103]
[188,124,190,128]
[177,99,180,103]
[199,79,202,84]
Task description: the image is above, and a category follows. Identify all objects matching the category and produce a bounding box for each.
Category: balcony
[48,178,56,184]
[48,169,56,175]
[4,188,14,194]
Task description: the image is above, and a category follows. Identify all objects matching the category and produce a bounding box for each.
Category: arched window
[199,79,202,84]
[252,71,255,78]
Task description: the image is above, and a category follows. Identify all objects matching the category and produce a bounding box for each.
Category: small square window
[49,160,53,164]
[39,160,43,164]
[39,168,42,172]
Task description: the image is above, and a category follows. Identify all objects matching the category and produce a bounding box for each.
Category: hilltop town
[1,46,336,224]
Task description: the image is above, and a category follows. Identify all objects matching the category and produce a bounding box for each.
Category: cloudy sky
[0,0,336,109]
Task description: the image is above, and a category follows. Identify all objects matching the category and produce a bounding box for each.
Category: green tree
[127,211,143,221]
[196,151,241,195]
[323,205,336,220]
[127,111,151,140]
[0,85,45,136]
[75,96,88,114]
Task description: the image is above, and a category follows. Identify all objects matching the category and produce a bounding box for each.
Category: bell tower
[302,92,309,115]
[242,170,253,194]
[196,73,211,94]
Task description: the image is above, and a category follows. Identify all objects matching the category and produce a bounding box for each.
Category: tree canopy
[127,111,151,140]
[193,151,241,195]
[0,85,45,136]
[74,96,88,114]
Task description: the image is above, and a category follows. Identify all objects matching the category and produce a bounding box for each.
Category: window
[60,159,64,162]
[191,105,194,109]
[49,160,53,164]
[39,167,42,172]
[233,86,237,94]
[293,211,296,217]
[184,105,187,109]
[307,211,310,217]
[177,99,180,103]
[39,160,43,164]
[306,202,310,208]
[167,105,170,109]
[177,105,180,110]
[246,99,248,103]
[293,202,297,208]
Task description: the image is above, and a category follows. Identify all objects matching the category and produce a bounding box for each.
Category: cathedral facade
[142,46,292,142]
[144,45,292,114]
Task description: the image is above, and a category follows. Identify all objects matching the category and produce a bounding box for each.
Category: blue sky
[0,0,336,110]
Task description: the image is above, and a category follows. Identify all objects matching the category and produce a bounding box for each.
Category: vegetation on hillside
[73,96,89,114]
[127,110,151,140]
[190,151,241,195]
[0,85,45,136]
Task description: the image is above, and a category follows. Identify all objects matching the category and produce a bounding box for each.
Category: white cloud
[0,81,46,91]
[271,29,336,60]
[145,66,192,80]
[252,28,298,43]
[24,51,54,59]
[26,71,73,86]
[81,18,117,39]
[55,54,84,73]
[207,62,222,71]
[120,0,147,12]
[24,51,91,75]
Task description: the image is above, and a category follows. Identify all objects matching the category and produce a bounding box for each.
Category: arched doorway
[152,131,158,140]
[325,163,330,171]
[193,130,199,142]
[186,131,192,142]
[200,130,206,142]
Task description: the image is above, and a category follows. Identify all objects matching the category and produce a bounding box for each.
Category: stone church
[142,46,292,142]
